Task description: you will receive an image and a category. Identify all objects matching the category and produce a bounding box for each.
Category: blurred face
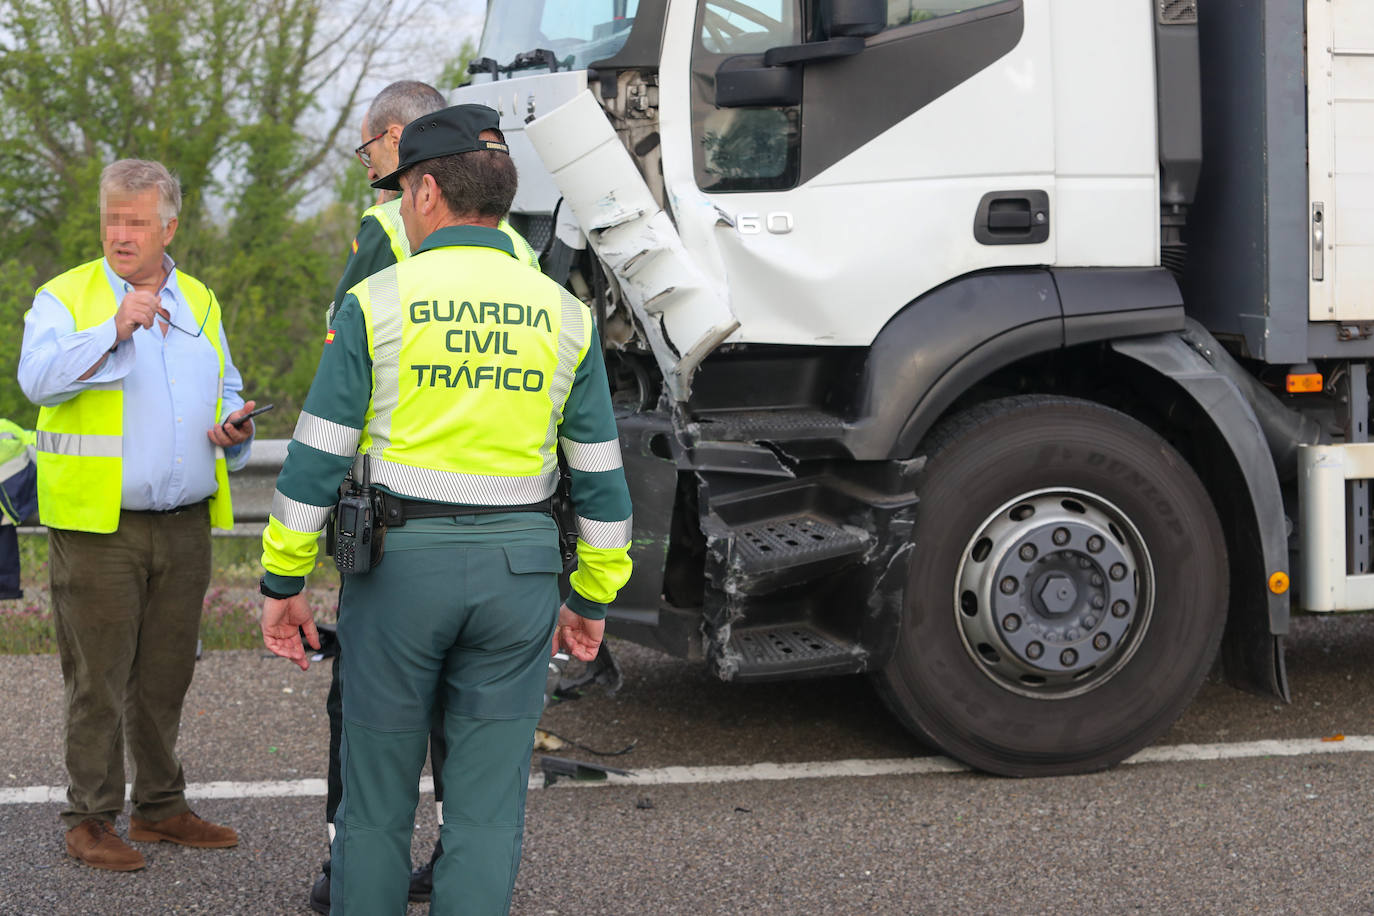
[102,188,175,287]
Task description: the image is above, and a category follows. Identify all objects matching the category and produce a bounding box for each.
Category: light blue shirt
[17,256,251,511]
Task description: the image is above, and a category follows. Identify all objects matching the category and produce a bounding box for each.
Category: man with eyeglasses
[262,101,630,916]
[17,158,257,871]
[306,80,543,915]
[331,80,539,321]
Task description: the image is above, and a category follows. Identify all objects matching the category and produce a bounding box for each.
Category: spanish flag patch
[325,329,336,344]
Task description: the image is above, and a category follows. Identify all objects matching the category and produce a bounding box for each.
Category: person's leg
[432,541,559,916]
[126,506,211,821]
[49,524,147,829]
[332,535,455,915]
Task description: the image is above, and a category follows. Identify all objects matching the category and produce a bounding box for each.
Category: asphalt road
[5,612,1374,914]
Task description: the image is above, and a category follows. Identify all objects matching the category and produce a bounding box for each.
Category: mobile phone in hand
[227,403,274,429]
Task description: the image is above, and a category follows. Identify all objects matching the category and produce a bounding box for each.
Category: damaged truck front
[454,0,1374,778]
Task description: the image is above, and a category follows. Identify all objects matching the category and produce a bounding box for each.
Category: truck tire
[874,395,1228,776]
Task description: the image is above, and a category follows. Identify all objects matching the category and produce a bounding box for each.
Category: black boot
[309,859,331,914]
[408,837,442,902]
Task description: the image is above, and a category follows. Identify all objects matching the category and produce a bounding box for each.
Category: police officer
[334,80,539,320]
[311,80,545,914]
[260,104,632,915]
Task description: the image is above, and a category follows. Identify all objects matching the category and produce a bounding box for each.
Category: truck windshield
[478,1,641,74]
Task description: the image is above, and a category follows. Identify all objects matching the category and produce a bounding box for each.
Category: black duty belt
[377,491,553,527]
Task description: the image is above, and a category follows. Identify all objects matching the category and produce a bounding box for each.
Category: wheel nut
[1086,535,1104,553]
[1060,649,1078,666]
[1078,558,1091,569]
[1019,544,1037,562]
[1026,641,1044,660]
[1110,563,1127,581]
[1091,595,1105,609]
[1083,616,1098,629]
[1091,574,1103,587]
[1093,633,1110,650]
[1053,528,1070,546]
[1003,614,1021,632]
[1112,600,1129,618]
[1000,577,1019,595]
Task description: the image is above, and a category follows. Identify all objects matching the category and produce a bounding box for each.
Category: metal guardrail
[18,438,292,538]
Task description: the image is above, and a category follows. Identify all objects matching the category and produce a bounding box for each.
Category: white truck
[452,0,1374,776]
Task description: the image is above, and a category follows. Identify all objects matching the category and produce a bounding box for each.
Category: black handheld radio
[334,455,375,574]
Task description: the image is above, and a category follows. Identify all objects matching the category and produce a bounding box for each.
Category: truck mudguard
[846,268,1185,461]
[1111,331,1289,700]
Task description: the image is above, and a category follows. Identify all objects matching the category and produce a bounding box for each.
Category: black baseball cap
[371,104,508,191]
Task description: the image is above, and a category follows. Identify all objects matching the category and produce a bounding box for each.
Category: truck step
[689,409,846,443]
[730,513,869,584]
[720,624,868,682]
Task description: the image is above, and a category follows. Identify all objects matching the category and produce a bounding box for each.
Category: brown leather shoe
[65,818,146,871]
[129,810,238,848]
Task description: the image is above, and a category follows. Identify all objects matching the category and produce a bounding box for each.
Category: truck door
[1308,0,1374,322]
[656,0,1054,348]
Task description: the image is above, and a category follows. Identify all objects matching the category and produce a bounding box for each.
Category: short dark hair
[405,136,517,220]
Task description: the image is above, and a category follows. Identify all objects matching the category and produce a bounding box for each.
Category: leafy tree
[0,0,429,433]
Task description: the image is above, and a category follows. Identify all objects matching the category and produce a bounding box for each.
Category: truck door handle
[974,190,1050,245]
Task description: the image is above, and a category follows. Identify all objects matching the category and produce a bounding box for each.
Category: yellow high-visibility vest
[33,259,234,533]
[349,244,590,504]
[364,197,541,269]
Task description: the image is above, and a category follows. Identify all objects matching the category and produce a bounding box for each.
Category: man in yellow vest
[308,81,546,915]
[333,80,539,321]
[17,158,256,871]
[261,105,632,914]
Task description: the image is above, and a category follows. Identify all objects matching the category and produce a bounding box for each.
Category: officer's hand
[553,604,603,662]
[114,290,162,341]
[208,399,256,448]
[262,593,321,671]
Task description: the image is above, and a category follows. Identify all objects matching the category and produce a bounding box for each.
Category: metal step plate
[724,624,867,681]
[733,513,868,574]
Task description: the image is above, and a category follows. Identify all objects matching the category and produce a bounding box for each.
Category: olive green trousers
[331,513,561,916]
[49,504,210,828]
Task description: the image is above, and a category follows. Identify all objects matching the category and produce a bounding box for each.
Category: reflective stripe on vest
[364,198,410,262]
[356,454,559,506]
[271,489,333,533]
[34,259,233,533]
[36,430,122,459]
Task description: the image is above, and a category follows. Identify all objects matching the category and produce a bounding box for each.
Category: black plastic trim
[844,270,1061,461]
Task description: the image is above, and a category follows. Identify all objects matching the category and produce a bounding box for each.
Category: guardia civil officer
[311,79,544,915]
[332,80,539,320]
[260,104,632,915]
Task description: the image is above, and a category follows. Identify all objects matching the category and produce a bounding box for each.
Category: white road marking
[3,735,1371,805]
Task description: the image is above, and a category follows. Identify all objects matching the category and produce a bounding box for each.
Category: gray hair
[366,80,447,134]
[100,159,181,227]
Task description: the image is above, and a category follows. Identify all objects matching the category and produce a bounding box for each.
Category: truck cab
[453,0,1374,777]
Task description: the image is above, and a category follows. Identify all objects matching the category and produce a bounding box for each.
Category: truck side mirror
[714,0,883,108]
[821,0,886,39]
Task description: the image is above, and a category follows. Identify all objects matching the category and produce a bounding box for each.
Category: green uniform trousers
[49,504,211,828]
[331,512,562,915]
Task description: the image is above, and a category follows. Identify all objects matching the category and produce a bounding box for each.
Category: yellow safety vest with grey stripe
[33,259,234,533]
[364,197,541,269]
[264,225,632,615]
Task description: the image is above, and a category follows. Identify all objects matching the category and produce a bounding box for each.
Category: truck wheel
[875,395,1228,776]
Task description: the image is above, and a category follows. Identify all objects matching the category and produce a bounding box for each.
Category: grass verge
[0,533,338,654]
